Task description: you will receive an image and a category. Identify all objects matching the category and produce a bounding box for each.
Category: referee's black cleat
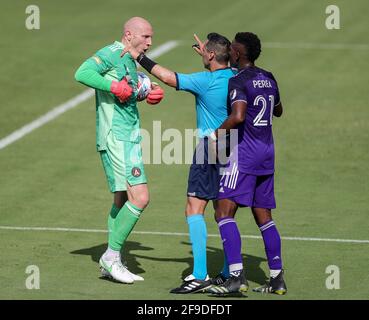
[210,273,228,286]
[208,270,249,296]
[170,274,212,294]
[253,269,287,295]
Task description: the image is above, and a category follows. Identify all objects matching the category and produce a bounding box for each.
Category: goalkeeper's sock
[108,204,120,235]
[103,247,120,261]
[187,214,208,280]
[108,201,143,251]
[259,220,283,275]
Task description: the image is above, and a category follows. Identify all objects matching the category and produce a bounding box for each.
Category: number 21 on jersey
[253,95,275,126]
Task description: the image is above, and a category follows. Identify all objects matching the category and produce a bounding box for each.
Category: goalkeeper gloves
[146,85,164,105]
[110,78,133,103]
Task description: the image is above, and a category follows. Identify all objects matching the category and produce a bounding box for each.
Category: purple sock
[217,217,243,273]
[259,220,282,270]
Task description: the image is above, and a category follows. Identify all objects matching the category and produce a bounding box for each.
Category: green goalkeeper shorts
[99,131,147,192]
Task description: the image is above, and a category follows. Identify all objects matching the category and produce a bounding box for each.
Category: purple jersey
[228,66,280,175]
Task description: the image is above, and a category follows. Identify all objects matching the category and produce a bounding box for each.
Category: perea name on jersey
[252,79,272,88]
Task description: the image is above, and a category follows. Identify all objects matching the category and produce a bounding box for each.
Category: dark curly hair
[235,32,261,63]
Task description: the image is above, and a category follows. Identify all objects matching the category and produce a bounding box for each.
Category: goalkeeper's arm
[74,59,112,91]
[75,58,133,102]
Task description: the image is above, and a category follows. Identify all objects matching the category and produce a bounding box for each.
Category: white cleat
[101,266,144,281]
[126,269,144,281]
[99,255,134,284]
[100,259,144,281]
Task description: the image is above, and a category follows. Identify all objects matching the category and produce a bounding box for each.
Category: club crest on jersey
[230,89,237,100]
[132,167,141,177]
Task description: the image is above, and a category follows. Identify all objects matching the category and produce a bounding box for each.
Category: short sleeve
[228,77,248,106]
[176,71,210,95]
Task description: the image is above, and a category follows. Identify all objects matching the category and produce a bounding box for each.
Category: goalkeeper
[74,17,164,284]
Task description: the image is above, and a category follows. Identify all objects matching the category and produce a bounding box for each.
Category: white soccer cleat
[101,266,144,281]
[99,255,134,284]
[100,259,144,281]
[126,269,144,281]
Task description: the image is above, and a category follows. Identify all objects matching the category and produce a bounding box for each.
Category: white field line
[0,89,94,150]
[0,225,368,244]
[0,41,180,150]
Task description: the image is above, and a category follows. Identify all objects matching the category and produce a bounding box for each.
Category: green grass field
[0,0,368,300]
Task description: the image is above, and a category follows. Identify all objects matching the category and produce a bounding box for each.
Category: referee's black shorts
[187,137,220,200]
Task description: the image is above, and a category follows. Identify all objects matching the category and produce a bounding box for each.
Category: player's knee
[133,193,150,209]
[185,197,207,215]
[257,216,271,225]
[252,207,272,225]
[215,209,233,221]
[185,203,197,215]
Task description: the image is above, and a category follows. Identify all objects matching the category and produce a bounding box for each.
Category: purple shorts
[217,165,276,209]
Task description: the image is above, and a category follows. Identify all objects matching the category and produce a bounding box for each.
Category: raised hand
[120,40,140,60]
[193,33,205,56]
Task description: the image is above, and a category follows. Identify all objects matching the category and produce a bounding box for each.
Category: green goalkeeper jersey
[75,41,140,150]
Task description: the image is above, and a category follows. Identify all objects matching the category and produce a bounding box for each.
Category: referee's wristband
[136,53,157,73]
[209,131,217,142]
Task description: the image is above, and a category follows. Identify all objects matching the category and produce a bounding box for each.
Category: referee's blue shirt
[176,68,235,138]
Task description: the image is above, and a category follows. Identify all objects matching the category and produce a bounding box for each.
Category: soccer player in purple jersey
[207,32,287,295]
